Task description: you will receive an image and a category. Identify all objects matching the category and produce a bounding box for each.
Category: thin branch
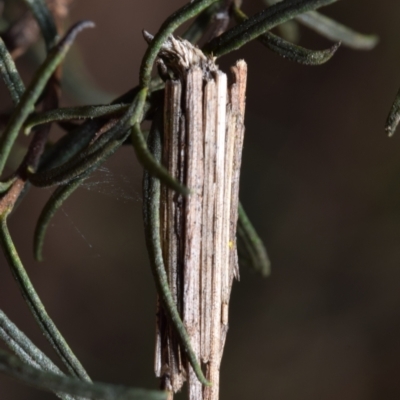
[33,177,83,261]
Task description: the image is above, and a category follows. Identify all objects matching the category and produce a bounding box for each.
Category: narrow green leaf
[33,89,153,257]
[0,309,77,400]
[38,87,140,172]
[0,349,166,400]
[29,89,144,187]
[258,30,339,64]
[0,214,90,381]
[0,176,17,194]
[234,7,340,65]
[265,0,378,50]
[22,0,59,50]
[24,104,128,135]
[32,95,147,258]
[182,2,219,44]
[31,95,151,253]
[296,11,378,50]
[0,38,25,104]
[237,203,271,277]
[204,0,336,57]
[29,133,126,187]
[139,0,218,88]
[204,0,339,57]
[34,178,83,261]
[31,88,187,197]
[39,119,105,171]
[33,132,132,259]
[0,20,95,176]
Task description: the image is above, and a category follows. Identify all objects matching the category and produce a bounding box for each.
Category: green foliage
[0,0,379,399]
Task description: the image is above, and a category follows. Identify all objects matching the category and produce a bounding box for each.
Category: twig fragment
[143,113,210,388]
[153,35,247,400]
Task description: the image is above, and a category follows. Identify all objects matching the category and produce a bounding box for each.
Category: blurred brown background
[1,0,400,399]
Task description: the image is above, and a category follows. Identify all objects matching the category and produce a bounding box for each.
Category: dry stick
[220,106,236,347]
[200,78,217,365]
[227,61,247,282]
[143,115,209,391]
[155,35,247,400]
[201,70,227,400]
[160,80,185,393]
